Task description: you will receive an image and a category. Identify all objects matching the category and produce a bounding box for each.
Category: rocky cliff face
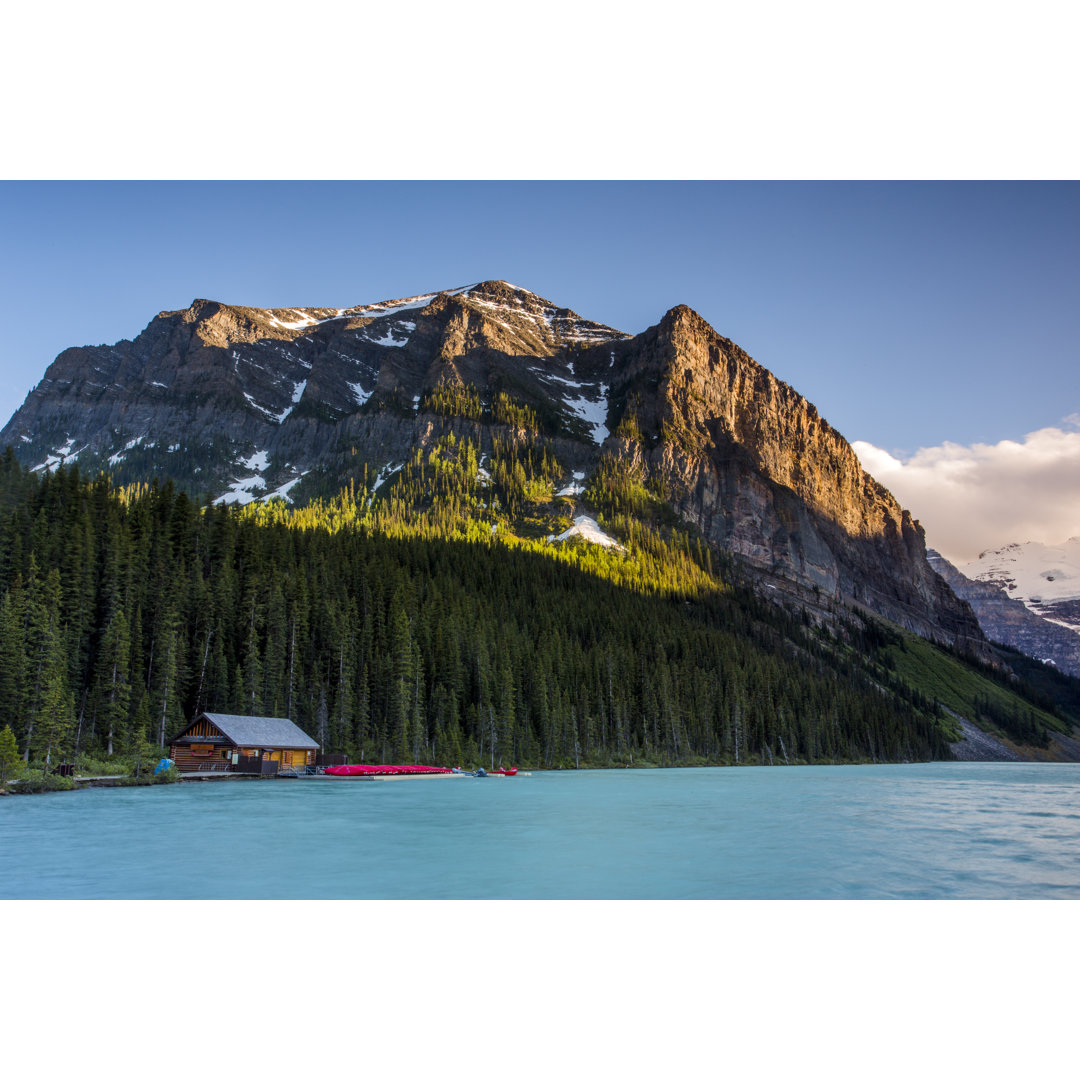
[930,549,1080,676]
[1,280,985,653]
[598,306,986,650]
[2,282,625,501]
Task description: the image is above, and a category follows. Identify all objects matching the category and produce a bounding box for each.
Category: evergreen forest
[0,443,1069,772]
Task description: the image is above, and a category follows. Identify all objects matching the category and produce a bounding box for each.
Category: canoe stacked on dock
[323,764,521,778]
[324,764,454,777]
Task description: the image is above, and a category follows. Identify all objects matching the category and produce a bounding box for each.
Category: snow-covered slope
[930,548,1080,676]
[958,539,1080,633]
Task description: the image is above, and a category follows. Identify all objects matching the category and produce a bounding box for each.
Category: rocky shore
[949,715,1023,762]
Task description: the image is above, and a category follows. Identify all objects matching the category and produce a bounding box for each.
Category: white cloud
[852,417,1080,565]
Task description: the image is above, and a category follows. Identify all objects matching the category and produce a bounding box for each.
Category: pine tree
[387,599,413,762]
[0,586,26,733]
[241,619,263,716]
[314,685,329,750]
[95,608,131,757]
[151,620,180,747]
[22,563,71,764]
[0,723,20,784]
[127,693,156,777]
[36,682,76,774]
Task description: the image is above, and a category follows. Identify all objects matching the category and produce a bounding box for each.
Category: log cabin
[170,713,320,774]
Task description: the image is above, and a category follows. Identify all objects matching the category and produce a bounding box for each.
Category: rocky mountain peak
[658,303,708,331]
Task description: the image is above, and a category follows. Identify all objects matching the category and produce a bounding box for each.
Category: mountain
[1,281,625,498]
[5,281,1080,767]
[929,549,1080,678]
[957,539,1080,638]
[1,280,984,654]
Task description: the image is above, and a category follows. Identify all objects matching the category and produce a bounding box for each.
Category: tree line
[0,445,962,769]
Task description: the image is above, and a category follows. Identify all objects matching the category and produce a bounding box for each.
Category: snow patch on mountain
[264,472,308,502]
[353,295,441,320]
[550,515,622,549]
[241,450,270,473]
[212,450,273,505]
[535,370,609,443]
[268,311,321,331]
[564,384,609,444]
[360,320,414,348]
[33,437,81,472]
[464,285,626,346]
[371,462,403,493]
[557,471,586,497]
[108,436,145,466]
[348,381,373,407]
[214,473,267,506]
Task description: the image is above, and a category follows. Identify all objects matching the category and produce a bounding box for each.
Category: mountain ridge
[1,279,986,657]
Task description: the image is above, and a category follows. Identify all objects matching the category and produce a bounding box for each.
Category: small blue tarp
[153,758,174,776]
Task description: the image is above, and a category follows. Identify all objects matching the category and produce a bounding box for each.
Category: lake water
[3,763,1080,898]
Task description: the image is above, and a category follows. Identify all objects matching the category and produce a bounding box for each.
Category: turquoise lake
[3,763,1079,898]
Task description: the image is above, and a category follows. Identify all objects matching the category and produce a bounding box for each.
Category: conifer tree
[127,693,155,777]
[36,682,76,774]
[387,600,413,761]
[151,621,180,747]
[95,608,131,757]
[0,722,20,784]
[0,586,26,732]
[22,563,70,764]
[242,620,263,716]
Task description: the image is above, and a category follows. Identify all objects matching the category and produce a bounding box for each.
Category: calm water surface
[3,763,1079,898]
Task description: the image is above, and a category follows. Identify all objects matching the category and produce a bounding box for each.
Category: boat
[322,763,519,779]
[324,764,455,777]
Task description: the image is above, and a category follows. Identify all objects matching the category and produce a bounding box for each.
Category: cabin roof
[175,712,320,750]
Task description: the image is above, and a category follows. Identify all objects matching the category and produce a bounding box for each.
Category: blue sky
[2,181,1075,459]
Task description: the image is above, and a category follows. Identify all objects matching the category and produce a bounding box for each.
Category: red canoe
[324,764,454,777]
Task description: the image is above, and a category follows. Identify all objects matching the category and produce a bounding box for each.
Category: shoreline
[5,756,1079,798]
